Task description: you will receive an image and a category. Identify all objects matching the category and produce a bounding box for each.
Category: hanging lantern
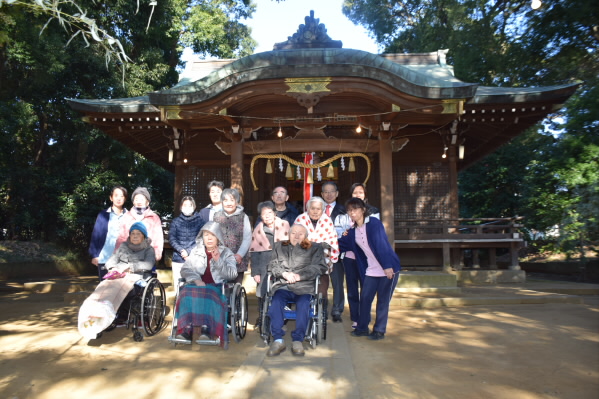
[286,163,293,179]
[327,163,335,178]
[265,159,273,174]
[348,157,356,172]
[306,168,314,184]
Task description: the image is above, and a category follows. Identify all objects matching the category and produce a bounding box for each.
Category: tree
[0,0,256,254]
[343,0,599,255]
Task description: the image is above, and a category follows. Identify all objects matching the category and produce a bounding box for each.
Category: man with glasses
[321,181,346,323]
[256,186,299,227]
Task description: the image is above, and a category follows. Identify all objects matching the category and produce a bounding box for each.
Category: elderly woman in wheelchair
[170,221,247,349]
[264,224,328,357]
[78,222,166,341]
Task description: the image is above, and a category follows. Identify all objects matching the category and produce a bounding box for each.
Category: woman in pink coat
[115,187,164,262]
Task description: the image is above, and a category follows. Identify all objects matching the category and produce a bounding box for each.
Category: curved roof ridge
[149,48,478,105]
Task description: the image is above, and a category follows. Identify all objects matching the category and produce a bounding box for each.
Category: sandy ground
[1,282,598,399]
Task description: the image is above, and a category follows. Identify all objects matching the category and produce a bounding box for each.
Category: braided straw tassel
[348,157,356,172]
[327,163,335,178]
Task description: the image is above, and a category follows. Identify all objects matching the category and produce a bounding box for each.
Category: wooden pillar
[442,243,451,272]
[173,161,184,215]
[509,242,521,270]
[472,249,480,268]
[448,145,459,268]
[231,137,244,204]
[379,133,395,245]
[489,249,498,270]
[448,145,459,220]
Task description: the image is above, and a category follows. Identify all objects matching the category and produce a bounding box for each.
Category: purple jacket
[338,216,400,282]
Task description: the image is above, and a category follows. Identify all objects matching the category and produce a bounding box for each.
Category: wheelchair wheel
[315,293,323,345]
[133,330,144,342]
[317,292,325,343]
[260,296,272,344]
[230,283,248,343]
[141,277,166,336]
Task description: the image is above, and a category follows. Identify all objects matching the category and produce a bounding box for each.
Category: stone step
[24,279,97,294]
[449,269,526,284]
[396,287,462,294]
[395,294,583,308]
[398,271,457,288]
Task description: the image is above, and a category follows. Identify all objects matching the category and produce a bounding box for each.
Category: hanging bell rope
[250,153,371,190]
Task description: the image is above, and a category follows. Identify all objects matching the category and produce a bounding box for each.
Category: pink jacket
[293,212,339,271]
[250,217,290,252]
[115,209,164,261]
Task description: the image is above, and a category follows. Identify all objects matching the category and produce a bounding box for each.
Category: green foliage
[180,0,256,58]
[344,0,599,256]
[0,0,255,254]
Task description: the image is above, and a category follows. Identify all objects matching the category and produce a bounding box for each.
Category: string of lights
[190,103,444,125]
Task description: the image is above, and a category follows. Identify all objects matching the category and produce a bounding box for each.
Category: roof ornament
[273,10,343,50]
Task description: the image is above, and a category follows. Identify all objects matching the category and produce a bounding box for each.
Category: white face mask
[181,207,194,216]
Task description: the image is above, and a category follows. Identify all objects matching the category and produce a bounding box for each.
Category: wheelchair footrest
[168,336,192,345]
[195,336,220,346]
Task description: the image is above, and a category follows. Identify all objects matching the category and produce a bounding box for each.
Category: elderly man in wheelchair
[264,224,328,357]
[78,222,166,341]
[169,221,248,349]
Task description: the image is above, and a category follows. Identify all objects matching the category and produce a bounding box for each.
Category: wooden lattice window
[394,164,450,222]
[181,167,231,209]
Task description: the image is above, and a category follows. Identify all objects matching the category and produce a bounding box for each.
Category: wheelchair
[259,273,327,349]
[97,272,167,342]
[168,279,248,349]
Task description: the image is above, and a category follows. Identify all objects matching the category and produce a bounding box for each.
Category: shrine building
[68,11,578,271]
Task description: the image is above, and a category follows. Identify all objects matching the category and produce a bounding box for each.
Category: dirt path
[1,287,598,398]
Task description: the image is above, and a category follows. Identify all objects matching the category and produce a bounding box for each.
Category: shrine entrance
[69,11,578,269]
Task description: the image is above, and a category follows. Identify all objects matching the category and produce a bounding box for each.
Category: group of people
[80,180,401,355]
[80,186,164,338]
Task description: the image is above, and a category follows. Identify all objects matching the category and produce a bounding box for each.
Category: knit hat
[130,222,148,238]
[131,187,151,203]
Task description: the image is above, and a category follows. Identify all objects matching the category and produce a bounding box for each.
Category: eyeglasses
[272,191,287,196]
[322,191,337,194]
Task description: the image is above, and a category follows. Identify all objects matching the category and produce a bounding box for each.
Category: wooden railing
[394,217,525,270]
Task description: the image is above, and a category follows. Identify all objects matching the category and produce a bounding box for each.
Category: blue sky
[247,0,379,53]
[182,0,379,63]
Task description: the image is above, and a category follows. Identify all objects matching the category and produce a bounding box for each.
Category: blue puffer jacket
[169,212,205,263]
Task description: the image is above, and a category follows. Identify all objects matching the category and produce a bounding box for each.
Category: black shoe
[200,325,210,336]
[350,329,370,337]
[368,331,385,341]
[175,331,192,341]
[332,314,342,323]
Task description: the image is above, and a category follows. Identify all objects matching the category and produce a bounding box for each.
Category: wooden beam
[174,161,184,216]
[379,132,395,246]
[448,145,459,220]
[231,139,244,204]
[215,138,379,155]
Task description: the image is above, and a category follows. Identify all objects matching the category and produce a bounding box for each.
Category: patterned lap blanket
[175,284,228,347]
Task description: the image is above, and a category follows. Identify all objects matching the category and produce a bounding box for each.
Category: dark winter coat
[169,212,205,263]
[268,241,327,296]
